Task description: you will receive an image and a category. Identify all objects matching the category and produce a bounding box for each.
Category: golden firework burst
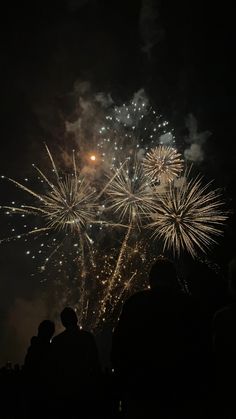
[106,160,155,226]
[148,174,227,257]
[143,145,184,183]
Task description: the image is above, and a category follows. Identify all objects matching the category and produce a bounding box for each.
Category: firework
[96,94,176,172]
[97,160,156,315]
[148,174,227,257]
[143,146,184,183]
[105,159,155,226]
[0,145,96,273]
[0,91,228,332]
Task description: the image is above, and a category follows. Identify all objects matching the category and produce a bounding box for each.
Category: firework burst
[96,92,176,172]
[0,145,96,268]
[143,145,184,183]
[148,174,227,257]
[105,159,155,226]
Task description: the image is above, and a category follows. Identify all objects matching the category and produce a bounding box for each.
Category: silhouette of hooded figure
[24,319,55,378]
[52,307,100,417]
[24,320,55,418]
[112,257,201,418]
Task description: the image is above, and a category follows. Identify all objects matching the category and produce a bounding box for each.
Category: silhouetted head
[149,256,178,291]
[38,320,55,341]
[60,307,78,329]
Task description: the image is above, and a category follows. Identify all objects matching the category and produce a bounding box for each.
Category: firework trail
[148,173,227,257]
[99,223,133,319]
[98,160,156,318]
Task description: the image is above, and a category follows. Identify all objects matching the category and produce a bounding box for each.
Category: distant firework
[143,146,184,183]
[148,174,227,257]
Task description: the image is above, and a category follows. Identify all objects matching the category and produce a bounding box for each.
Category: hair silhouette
[60,307,78,329]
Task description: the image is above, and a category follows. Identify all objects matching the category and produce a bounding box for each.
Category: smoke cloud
[159,132,174,145]
[139,0,165,59]
[184,114,211,162]
[0,297,48,365]
[62,83,177,182]
[63,85,150,174]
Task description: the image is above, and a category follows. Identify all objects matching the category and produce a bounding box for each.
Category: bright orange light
[90,155,96,161]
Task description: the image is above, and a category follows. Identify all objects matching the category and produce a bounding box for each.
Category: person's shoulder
[127,290,150,303]
[170,292,200,317]
[30,336,38,345]
[52,330,67,343]
[123,290,151,310]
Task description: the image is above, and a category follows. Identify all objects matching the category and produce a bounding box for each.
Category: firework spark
[148,174,227,257]
[143,146,184,183]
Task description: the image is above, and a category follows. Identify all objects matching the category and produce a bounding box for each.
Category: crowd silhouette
[0,256,235,418]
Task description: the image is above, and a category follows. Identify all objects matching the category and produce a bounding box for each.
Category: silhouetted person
[1,361,20,419]
[52,307,101,418]
[24,320,55,373]
[185,260,227,414]
[213,258,236,418]
[187,259,227,327]
[24,319,55,418]
[112,257,203,418]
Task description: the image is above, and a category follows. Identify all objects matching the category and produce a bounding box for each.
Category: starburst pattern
[0,145,96,256]
[106,159,155,226]
[143,145,184,183]
[148,175,227,257]
[40,176,95,233]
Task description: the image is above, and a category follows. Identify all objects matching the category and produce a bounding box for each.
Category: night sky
[0,0,235,364]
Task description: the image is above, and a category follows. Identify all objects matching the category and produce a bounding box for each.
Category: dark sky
[0,0,235,363]
[0,1,234,175]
